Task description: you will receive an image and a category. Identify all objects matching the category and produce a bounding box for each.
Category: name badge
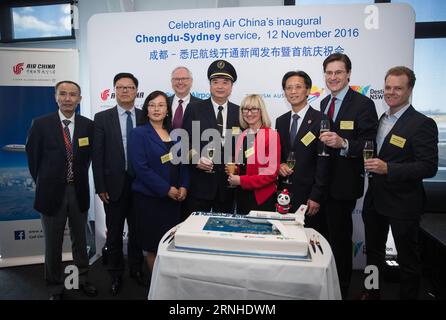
[389,134,406,148]
[245,147,254,158]
[160,152,173,164]
[301,131,316,146]
[340,121,354,130]
[232,127,241,135]
[78,137,89,147]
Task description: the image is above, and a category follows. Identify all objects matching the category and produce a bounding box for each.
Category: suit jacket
[128,122,189,197]
[275,107,330,206]
[25,112,94,216]
[92,106,146,201]
[234,127,280,205]
[364,106,438,219]
[182,98,240,201]
[320,87,378,200]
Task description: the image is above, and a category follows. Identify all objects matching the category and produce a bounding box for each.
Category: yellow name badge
[389,134,406,148]
[160,152,173,164]
[340,121,354,130]
[245,147,254,158]
[232,127,241,135]
[301,131,316,147]
[78,137,89,147]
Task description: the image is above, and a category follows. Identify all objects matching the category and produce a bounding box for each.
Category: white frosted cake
[174,212,308,258]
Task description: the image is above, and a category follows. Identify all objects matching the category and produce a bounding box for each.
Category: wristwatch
[341,138,348,149]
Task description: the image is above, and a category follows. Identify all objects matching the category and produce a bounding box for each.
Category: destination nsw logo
[351,85,384,100]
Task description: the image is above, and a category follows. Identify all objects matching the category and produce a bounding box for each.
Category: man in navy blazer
[319,53,378,299]
[183,60,240,215]
[92,73,145,295]
[275,71,330,235]
[361,67,438,300]
[26,81,97,300]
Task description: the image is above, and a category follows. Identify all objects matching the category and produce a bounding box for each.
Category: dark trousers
[40,184,89,295]
[104,176,143,279]
[325,196,356,299]
[363,208,421,299]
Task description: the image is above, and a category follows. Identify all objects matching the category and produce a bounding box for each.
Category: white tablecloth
[148,227,341,300]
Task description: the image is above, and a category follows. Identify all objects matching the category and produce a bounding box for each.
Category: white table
[148,227,341,300]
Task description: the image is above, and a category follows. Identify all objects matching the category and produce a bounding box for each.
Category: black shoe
[130,271,146,287]
[80,282,98,297]
[49,293,63,300]
[111,277,122,296]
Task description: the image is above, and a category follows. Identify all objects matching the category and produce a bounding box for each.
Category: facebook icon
[14,230,25,240]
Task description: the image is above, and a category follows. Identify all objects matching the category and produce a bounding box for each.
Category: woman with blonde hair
[227,94,281,214]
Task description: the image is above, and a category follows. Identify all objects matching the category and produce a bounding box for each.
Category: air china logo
[308,86,324,103]
[13,63,25,75]
[101,89,111,101]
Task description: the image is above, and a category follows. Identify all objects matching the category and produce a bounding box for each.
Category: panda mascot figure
[276,189,291,214]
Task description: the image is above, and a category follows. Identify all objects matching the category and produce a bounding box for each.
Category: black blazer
[275,106,330,206]
[92,106,146,201]
[320,87,378,200]
[25,112,94,216]
[364,106,438,219]
[182,98,240,201]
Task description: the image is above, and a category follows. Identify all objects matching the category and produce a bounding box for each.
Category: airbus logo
[13,62,25,75]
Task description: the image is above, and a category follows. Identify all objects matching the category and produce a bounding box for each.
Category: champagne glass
[362,140,374,178]
[284,151,295,184]
[318,119,330,157]
[226,158,237,188]
[206,146,215,173]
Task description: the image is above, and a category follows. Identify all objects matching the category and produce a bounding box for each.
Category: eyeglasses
[324,70,347,77]
[115,86,136,91]
[172,77,191,83]
[285,85,306,91]
[241,107,260,114]
[148,103,167,109]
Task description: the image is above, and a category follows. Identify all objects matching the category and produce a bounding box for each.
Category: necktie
[217,105,223,136]
[289,114,300,147]
[62,119,74,182]
[327,96,336,120]
[172,99,184,129]
[125,111,134,174]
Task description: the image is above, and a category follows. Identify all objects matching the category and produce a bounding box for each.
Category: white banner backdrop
[0,48,79,268]
[88,4,414,268]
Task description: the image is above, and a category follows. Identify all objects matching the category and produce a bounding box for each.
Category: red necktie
[62,119,74,182]
[172,99,183,129]
[327,96,336,120]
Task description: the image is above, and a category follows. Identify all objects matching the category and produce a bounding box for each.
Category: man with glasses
[319,53,378,299]
[183,59,240,216]
[168,66,201,130]
[275,71,330,236]
[92,73,146,295]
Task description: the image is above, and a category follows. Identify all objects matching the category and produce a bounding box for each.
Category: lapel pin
[308,120,312,125]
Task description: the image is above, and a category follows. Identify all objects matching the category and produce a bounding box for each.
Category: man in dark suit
[275,71,330,236]
[92,73,145,295]
[319,53,378,299]
[25,80,97,300]
[168,66,201,221]
[183,60,240,215]
[361,66,438,300]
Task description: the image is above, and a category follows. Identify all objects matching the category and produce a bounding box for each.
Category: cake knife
[316,235,324,255]
[309,235,316,254]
